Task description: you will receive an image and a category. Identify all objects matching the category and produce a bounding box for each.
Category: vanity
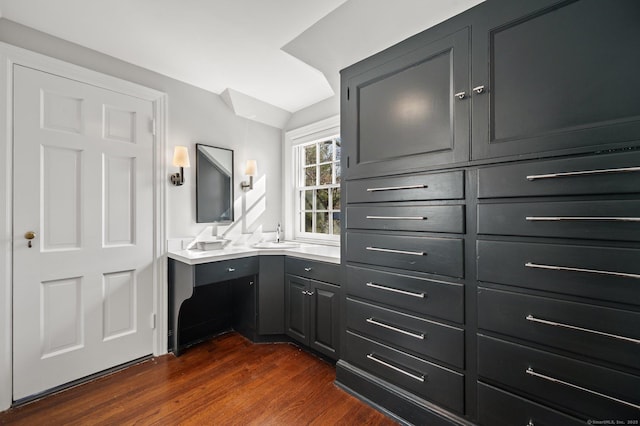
[168,244,340,357]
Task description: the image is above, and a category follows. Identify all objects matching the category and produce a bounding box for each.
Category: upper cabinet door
[342,28,470,180]
[472,0,640,160]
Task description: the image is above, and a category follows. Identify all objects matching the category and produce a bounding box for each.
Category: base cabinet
[285,259,341,360]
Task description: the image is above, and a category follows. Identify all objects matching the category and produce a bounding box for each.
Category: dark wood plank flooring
[0,332,396,425]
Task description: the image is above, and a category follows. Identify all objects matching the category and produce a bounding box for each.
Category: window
[294,137,341,241]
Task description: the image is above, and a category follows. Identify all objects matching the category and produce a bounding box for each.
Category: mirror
[196,144,234,223]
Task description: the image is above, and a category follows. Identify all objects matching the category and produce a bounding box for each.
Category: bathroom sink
[252,241,300,249]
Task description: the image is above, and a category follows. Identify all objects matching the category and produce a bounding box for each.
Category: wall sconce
[170,146,190,186]
[240,160,257,191]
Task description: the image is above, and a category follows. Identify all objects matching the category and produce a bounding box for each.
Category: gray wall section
[0,18,283,238]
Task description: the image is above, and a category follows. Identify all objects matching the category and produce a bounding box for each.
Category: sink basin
[252,241,300,249]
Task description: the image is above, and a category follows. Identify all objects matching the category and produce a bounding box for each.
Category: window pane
[319,164,332,185]
[335,163,341,184]
[304,144,316,166]
[332,212,341,235]
[317,189,329,210]
[304,190,313,210]
[319,140,333,163]
[316,212,329,234]
[305,166,316,186]
[305,212,313,232]
[331,188,340,210]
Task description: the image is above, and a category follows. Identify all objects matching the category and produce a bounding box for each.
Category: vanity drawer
[346,298,464,368]
[477,150,640,199]
[478,335,640,420]
[478,382,585,426]
[478,200,640,242]
[346,232,464,278]
[477,240,640,306]
[347,205,464,234]
[285,257,340,284]
[344,330,464,413]
[195,256,259,286]
[347,170,464,203]
[478,287,640,370]
[346,266,464,323]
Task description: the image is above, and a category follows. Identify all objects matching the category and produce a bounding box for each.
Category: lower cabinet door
[285,275,309,344]
[309,280,340,360]
[478,382,585,426]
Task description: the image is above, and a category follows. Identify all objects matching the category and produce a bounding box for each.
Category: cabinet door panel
[343,28,469,179]
[309,280,340,359]
[285,275,308,344]
[472,0,640,159]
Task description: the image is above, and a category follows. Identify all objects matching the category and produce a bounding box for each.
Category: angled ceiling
[0,0,484,126]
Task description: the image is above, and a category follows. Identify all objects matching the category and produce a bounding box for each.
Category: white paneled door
[12,65,155,400]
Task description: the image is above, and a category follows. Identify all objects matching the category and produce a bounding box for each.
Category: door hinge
[150,118,156,136]
[347,87,350,100]
[150,313,156,329]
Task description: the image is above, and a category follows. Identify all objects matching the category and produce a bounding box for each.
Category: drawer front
[285,257,340,284]
[477,240,640,306]
[347,205,464,234]
[478,287,640,370]
[477,151,640,199]
[478,335,640,420]
[195,256,259,286]
[346,298,464,368]
[478,382,585,426]
[344,330,464,413]
[347,170,464,203]
[346,266,464,323]
[346,232,464,278]
[478,200,640,242]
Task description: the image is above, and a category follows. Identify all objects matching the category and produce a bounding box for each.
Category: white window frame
[283,115,340,245]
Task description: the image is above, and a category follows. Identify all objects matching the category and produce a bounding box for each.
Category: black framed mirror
[196,144,234,223]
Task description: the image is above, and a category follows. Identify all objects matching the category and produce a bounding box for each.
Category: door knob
[25,231,36,248]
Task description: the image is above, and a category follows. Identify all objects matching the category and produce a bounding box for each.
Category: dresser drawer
[195,256,259,286]
[478,200,640,242]
[346,232,464,278]
[346,298,464,369]
[347,170,464,203]
[344,330,464,413]
[477,240,640,306]
[478,335,640,420]
[477,151,640,199]
[285,257,340,284]
[478,382,585,426]
[346,266,463,323]
[478,287,640,370]
[347,205,464,233]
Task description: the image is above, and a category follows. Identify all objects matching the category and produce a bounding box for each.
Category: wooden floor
[0,332,396,425]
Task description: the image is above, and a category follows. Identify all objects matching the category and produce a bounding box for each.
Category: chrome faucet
[276,223,281,243]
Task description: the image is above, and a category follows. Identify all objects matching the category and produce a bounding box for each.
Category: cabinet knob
[473,85,485,94]
[454,91,466,100]
[227,267,235,272]
[307,291,314,296]
[304,267,313,272]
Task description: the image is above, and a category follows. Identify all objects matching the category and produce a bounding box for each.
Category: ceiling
[0,0,484,121]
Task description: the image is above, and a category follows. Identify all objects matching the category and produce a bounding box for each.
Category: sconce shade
[244,160,257,176]
[173,146,191,168]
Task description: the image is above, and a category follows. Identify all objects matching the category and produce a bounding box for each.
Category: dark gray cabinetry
[285,258,341,360]
[342,28,470,179]
[472,0,640,160]
[257,256,284,335]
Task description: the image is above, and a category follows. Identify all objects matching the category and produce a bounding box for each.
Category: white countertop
[167,243,340,265]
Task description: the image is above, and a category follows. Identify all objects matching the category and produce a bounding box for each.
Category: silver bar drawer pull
[366,282,425,299]
[366,318,425,340]
[525,368,640,410]
[526,166,640,181]
[366,246,425,256]
[366,215,427,220]
[366,184,427,192]
[366,354,425,383]
[525,216,640,222]
[524,262,640,280]
[526,315,640,344]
